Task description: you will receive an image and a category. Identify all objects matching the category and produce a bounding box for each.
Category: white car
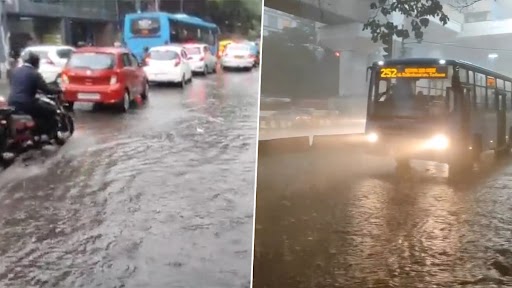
[20,45,75,83]
[183,43,217,75]
[143,45,193,87]
[220,43,254,71]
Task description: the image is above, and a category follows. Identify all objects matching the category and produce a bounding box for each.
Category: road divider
[312,134,366,150]
[258,136,310,157]
[258,133,366,157]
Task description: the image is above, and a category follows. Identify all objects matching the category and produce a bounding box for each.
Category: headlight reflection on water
[367,132,378,143]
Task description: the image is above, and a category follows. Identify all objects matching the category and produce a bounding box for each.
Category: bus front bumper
[364,132,454,163]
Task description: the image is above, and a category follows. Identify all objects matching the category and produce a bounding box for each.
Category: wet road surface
[254,146,512,288]
[0,69,259,288]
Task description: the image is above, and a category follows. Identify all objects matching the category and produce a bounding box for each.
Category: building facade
[266,0,512,99]
[6,0,121,55]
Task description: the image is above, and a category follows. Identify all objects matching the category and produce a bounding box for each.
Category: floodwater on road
[0,70,259,288]
[253,147,512,288]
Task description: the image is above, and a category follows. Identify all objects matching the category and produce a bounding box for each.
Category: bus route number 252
[380,68,397,78]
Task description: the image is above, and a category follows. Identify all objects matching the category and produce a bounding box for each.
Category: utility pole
[180,0,184,12]
[135,0,141,12]
[0,0,8,79]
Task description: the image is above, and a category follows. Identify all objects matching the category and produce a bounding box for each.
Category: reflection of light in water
[339,177,469,282]
[410,183,469,281]
[188,80,207,108]
[339,178,391,280]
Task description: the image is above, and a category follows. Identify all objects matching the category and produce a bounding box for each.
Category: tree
[261,26,339,98]
[205,0,262,37]
[363,0,492,45]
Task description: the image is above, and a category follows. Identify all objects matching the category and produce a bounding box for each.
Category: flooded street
[0,70,259,288]
[254,147,512,288]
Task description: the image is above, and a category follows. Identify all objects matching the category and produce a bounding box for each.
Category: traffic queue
[10,39,258,114]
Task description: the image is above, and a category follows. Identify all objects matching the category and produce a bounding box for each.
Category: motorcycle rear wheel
[55,114,74,146]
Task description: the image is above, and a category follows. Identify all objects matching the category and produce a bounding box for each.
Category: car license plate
[77,93,100,100]
[234,55,243,59]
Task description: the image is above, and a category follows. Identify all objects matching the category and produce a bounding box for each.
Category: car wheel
[119,90,130,112]
[203,65,208,76]
[141,81,149,100]
[179,75,186,88]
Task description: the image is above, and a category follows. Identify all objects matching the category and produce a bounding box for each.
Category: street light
[488,53,498,59]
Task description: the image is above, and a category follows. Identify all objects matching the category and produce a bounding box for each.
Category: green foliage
[261,27,338,98]
[363,0,449,44]
[363,0,494,44]
[206,0,262,36]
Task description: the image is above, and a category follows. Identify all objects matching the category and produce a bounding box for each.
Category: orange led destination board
[379,66,448,78]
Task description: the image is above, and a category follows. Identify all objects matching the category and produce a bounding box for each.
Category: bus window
[173,22,200,42]
[475,73,485,86]
[475,86,486,109]
[130,17,161,36]
[488,89,498,110]
[506,81,512,92]
[497,79,505,90]
[468,70,474,84]
[459,68,468,83]
[199,28,215,46]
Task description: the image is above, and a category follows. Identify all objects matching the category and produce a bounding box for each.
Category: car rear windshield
[226,45,250,52]
[22,49,49,59]
[67,53,115,70]
[184,47,201,55]
[149,50,179,60]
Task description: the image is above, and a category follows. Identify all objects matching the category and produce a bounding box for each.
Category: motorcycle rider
[8,51,62,142]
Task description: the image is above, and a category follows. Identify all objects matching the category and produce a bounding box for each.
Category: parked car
[61,47,149,113]
[143,45,193,87]
[20,45,75,83]
[220,43,254,71]
[183,43,217,75]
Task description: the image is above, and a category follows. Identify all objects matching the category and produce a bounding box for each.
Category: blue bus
[123,12,220,60]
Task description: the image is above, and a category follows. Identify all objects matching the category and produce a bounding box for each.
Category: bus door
[447,86,472,144]
[496,89,507,150]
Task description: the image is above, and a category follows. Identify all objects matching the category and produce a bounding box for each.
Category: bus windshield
[370,66,454,119]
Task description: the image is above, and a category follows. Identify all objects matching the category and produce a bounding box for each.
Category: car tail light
[175,57,181,67]
[199,56,204,61]
[110,75,118,85]
[62,74,69,84]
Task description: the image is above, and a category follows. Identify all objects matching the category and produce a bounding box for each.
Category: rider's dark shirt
[8,64,61,105]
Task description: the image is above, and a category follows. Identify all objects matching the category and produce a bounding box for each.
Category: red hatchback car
[61,47,149,112]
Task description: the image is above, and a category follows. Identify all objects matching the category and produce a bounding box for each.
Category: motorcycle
[0,79,74,165]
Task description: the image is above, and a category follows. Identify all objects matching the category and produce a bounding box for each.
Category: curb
[258,136,311,157]
[311,134,365,150]
[259,118,352,129]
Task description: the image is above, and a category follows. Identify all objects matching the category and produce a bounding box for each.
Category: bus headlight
[425,134,449,150]
[367,132,378,143]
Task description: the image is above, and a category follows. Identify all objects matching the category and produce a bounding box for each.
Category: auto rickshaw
[218,40,233,58]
